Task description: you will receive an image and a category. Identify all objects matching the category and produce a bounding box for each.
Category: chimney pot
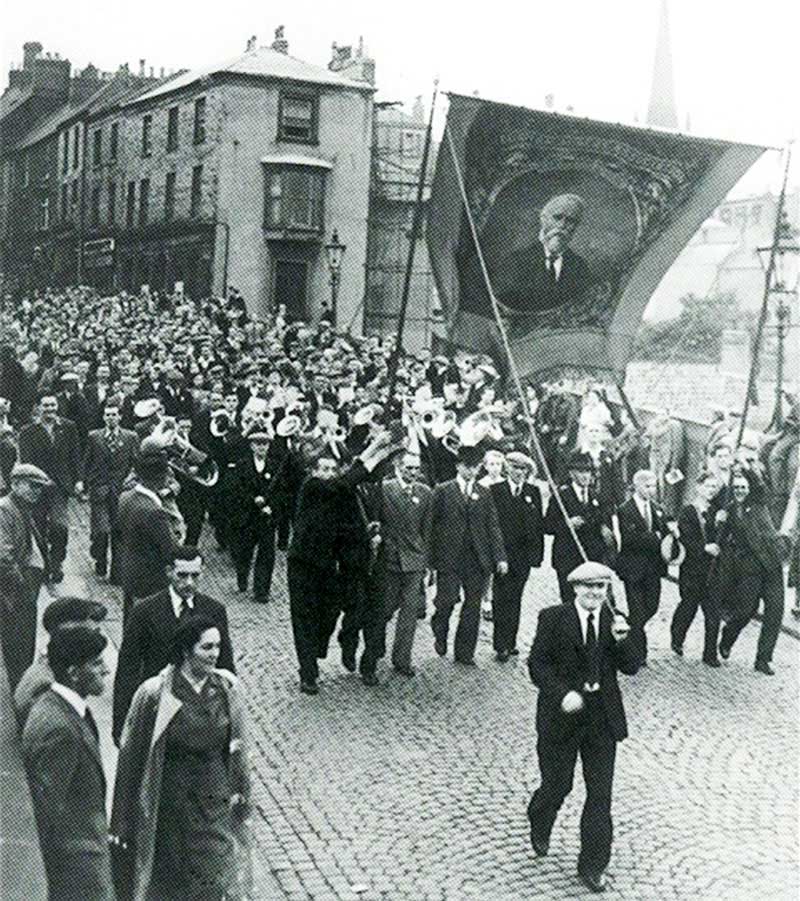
[139,59,145,76]
[149,66,154,77]
[160,66,165,77]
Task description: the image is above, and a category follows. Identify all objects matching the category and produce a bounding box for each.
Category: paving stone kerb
[48,504,800,900]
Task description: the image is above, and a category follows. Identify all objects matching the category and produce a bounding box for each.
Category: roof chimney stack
[23,41,42,70]
[271,25,288,55]
[246,35,257,52]
[139,59,145,77]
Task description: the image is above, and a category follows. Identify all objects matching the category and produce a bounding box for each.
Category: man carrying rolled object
[526,561,642,894]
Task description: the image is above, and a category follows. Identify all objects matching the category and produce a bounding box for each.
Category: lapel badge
[525,495,532,504]
[412,495,420,505]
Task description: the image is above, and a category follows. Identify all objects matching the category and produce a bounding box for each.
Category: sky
[3,0,798,192]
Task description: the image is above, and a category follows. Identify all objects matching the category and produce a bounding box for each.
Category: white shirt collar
[51,681,88,718]
[457,475,473,495]
[572,482,588,500]
[169,585,194,618]
[635,495,650,517]
[253,456,266,473]
[508,479,523,496]
[134,482,163,508]
[573,602,600,644]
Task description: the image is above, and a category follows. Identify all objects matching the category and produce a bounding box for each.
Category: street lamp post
[757,211,800,429]
[324,229,346,326]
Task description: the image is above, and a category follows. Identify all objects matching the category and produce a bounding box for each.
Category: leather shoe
[454,656,476,666]
[432,627,447,657]
[671,643,683,657]
[341,649,357,673]
[361,672,380,687]
[577,867,607,893]
[754,660,775,676]
[702,657,721,668]
[509,648,520,656]
[496,650,510,663]
[393,664,416,677]
[718,643,731,661]
[299,680,319,696]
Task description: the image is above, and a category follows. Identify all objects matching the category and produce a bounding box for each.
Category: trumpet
[441,409,504,456]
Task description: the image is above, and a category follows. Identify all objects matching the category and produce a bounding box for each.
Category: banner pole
[386,80,439,399]
[735,144,793,451]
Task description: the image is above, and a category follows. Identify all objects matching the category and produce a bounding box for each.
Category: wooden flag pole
[386,80,439,400]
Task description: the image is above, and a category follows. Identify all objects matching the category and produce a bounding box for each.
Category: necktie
[84,707,99,744]
[463,481,471,499]
[586,612,599,685]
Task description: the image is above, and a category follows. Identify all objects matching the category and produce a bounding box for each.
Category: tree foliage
[633,292,756,363]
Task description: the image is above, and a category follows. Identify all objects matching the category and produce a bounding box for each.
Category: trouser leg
[670,581,701,648]
[48,490,69,569]
[720,575,760,653]
[756,571,785,664]
[338,572,366,662]
[624,579,649,658]
[699,590,721,661]
[0,588,39,690]
[577,702,617,875]
[287,560,322,684]
[493,571,527,652]
[391,570,423,670]
[252,523,276,601]
[556,570,575,604]
[233,525,257,590]
[359,577,386,677]
[454,564,489,662]
[431,570,461,648]
[528,734,579,846]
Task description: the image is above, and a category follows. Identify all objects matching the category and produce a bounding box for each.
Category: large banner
[427,93,766,380]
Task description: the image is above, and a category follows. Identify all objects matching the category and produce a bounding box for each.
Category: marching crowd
[1,285,797,899]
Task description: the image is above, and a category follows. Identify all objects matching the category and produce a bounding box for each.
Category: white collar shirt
[635,495,651,524]
[573,602,601,691]
[169,585,194,619]
[457,475,473,497]
[572,482,589,504]
[51,681,88,718]
[544,252,563,281]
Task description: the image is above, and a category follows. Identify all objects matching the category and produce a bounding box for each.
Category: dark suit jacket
[717,501,783,576]
[22,689,114,900]
[18,418,81,493]
[371,477,432,572]
[493,243,594,315]
[117,486,176,601]
[230,452,285,530]
[616,496,668,581]
[490,480,544,575]
[288,461,372,573]
[544,484,610,575]
[528,603,641,743]
[427,479,506,574]
[112,588,234,742]
[158,384,195,418]
[677,503,715,588]
[83,382,111,430]
[83,428,139,498]
[58,389,91,448]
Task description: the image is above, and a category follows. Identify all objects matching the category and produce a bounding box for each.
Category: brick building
[1,33,376,328]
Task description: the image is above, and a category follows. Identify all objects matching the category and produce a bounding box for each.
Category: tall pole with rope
[386,81,439,400]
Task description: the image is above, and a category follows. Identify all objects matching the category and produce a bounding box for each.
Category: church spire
[646,0,679,129]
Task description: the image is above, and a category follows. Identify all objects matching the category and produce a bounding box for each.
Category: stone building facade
[1,34,375,329]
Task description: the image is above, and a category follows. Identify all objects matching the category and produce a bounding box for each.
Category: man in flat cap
[0,463,51,688]
[494,193,594,316]
[18,391,82,583]
[490,451,544,660]
[22,625,114,901]
[14,595,107,727]
[428,443,508,665]
[527,561,641,894]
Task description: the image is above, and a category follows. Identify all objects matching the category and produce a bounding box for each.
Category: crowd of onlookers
[1,284,798,900]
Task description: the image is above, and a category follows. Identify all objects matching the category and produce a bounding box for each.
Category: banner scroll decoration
[427,93,767,381]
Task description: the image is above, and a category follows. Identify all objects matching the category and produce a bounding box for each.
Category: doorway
[274,259,308,322]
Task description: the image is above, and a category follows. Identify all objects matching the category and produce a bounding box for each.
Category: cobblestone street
[54,503,800,901]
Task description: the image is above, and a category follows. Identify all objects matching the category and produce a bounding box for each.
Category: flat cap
[48,625,108,670]
[59,371,80,382]
[10,463,53,485]
[505,451,535,470]
[567,561,615,584]
[43,597,107,633]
